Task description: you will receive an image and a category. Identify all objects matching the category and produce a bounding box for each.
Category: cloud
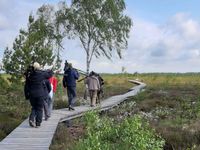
[62,12,200,73]
[124,13,200,71]
[150,43,167,57]
[168,13,200,39]
[86,12,200,73]
[160,13,200,61]
[0,15,9,30]
[1,1,200,73]
[0,0,58,59]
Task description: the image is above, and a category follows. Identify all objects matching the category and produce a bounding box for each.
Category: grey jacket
[85,75,100,90]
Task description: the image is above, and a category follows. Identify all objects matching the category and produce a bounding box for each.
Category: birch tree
[56,0,132,73]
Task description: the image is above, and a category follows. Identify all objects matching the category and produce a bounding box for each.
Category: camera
[64,60,69,71]
[24,65,34,78]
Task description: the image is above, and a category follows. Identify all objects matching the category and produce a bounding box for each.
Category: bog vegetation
[50,73,200,150]
[2,73,200,149]
[0,73,133,141]
[70,111,164,150]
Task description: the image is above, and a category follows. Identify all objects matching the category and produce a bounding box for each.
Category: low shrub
[74,111,165,150]
[0,130,6,141]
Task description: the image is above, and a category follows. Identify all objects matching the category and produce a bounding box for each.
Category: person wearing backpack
[63,63,79,110]
[96,73,104,104]
[85,71,100,107]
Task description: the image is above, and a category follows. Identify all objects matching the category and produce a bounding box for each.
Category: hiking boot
[45,116,49,121]
[68,106,75,111]
[29,120,35,127]
[35,125,40,128]
[35,122,41,128]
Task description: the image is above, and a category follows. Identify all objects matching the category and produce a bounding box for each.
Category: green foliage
[0,74,9,90]
[56,0,132,73]
[74,111,165,150]
[48,73,200,149]
[0,81,30,119]
[2,5,63,82]
[0,75,30,140]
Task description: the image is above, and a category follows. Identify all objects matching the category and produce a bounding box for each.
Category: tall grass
[2,72,200,149]
[0,73,134,141]
[0,74,30,140]
[51,73,200,150]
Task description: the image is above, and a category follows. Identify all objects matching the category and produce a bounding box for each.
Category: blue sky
[1,0,200,73]
[126,0,200,22]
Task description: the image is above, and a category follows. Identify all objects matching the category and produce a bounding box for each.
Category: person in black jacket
[24,62,53,128]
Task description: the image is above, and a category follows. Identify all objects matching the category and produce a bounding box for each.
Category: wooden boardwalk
[0,80,146,150]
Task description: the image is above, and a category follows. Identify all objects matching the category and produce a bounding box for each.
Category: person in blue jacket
[63,63,79,110]
[24,62,53,127]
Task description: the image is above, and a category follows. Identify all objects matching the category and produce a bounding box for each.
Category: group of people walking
[24,61,104,128]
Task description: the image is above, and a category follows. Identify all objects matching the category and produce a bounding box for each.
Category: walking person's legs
[48,95,53,116]
[35,97,44,127]
[89,90,93,106]
[89,90,97,107]
[29,97,37,127]
[92,90,97,106]
[96,90,100,104]
[70,86,77,107]
[43,97,50,120]
[67,87,74,110]
[83,84,88,100]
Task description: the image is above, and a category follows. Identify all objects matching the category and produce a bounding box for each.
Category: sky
[1,0,200,73]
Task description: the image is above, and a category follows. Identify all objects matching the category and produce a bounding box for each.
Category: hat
[33,62,41,70]
[68,63,72,68]
[89,71,95,76]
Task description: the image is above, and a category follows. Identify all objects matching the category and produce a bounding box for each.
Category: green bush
[74,111,165,150]
[0,130,6,141]
[0,75,9,90]
[0,75,30,140]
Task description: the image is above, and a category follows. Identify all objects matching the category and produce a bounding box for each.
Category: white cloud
[1,1,200,73]
[59,12,200,73]
[86,12,200,73]
[0,15,10,30]
[0,0,58,60]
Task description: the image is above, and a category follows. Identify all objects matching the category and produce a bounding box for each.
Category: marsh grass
[111,73,200,149]
[51,73,200,150]
[2,73,200,149]
[50,121,85,150]
[0,74,30,140]
[0,73,133,141]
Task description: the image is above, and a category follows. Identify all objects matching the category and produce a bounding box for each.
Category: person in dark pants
[43,79,52,121]
[96,73,104,104]
[63,63,79,110]
[24,62,53,128]
[85,71,100,107]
